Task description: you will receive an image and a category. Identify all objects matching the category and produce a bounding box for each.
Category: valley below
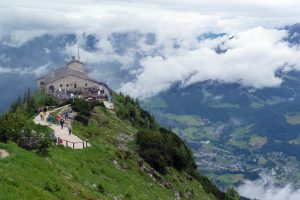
[142,71,300,190]
[153,111,300,190]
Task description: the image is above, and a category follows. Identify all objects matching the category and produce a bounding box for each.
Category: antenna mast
[77,43,80,61]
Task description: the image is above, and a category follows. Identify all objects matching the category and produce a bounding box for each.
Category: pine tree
[10,95,22,112]
[225,188,240,200]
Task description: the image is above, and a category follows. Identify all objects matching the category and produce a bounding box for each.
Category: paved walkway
[33,105,91,149]
[103,101,114,110]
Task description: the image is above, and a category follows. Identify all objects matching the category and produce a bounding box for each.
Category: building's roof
[42,67,97,84]
[66,59,84,66]
[36,75,45,80]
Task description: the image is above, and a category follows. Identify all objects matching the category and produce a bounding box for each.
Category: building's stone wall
[45,75,98,91]
[36,78,45,91]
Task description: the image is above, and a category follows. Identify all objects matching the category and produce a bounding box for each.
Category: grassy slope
[0,106,216,200]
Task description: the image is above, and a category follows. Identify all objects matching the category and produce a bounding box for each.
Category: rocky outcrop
[138,159,172,189]
[0,149,9,158]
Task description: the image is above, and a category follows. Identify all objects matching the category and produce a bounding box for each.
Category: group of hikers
[39,110,72,135]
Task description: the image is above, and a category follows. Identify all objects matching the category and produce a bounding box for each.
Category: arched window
[49,85,55,93]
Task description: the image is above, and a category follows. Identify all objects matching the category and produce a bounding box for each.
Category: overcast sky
[0,0,299,43]
[1,0,300,99]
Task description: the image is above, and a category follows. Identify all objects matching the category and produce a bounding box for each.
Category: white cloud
[121,27,300,98]
[64,40,135,67]
[0,64,49,76]
[237,177,300,200]
[0,0,298,46]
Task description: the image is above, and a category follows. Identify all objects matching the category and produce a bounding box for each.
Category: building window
[66,84,69,87]
[60,84,63,87]
[40,81,44,86]
[74,83,77,88]
[70,83,73,87]
[85,83,88,87]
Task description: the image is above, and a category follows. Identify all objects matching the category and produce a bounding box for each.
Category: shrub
[140,148,167,174]
[225,188,240,200]
[172,149,189,170]
[42,95,59,107]
[71,99,104,114]
[97,184,105,193]
[91,101,105,108]
[75,114,89,126]
[114,92,158,130]
[44,182,61,192]
[80,110,91,117]
[0,107,29,143]
[136,128,195,174]
[37,137,52,157]
[192,173,225,200]
[17,130,43,150]
[71,106,80,112]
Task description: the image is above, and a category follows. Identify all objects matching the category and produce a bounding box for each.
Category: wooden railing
[57,138,88,149]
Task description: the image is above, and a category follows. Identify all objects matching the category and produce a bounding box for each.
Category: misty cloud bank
[120,27,300,98]
[237,177,300,200]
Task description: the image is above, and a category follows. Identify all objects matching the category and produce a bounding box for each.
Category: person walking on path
[64,112,68,119]
[67,123,72,135]
[39,112,44,121]
[60,118,65,129]
[56,114,61,126]
[47,114,53,126]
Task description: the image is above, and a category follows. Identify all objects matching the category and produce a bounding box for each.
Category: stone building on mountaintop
[36,56,113,109]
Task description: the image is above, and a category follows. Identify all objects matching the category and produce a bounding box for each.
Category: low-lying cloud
[121,27,300,98]
[237,177,300,200]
